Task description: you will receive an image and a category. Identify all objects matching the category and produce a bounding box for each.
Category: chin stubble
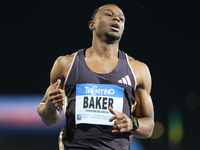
[105,32,120,41]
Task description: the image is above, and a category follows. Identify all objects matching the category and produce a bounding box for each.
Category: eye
[105,13,112,16]
[104,11,113,17]
[120,18,124,21]
[119,16,125,21]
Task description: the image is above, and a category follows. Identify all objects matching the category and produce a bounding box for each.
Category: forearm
[37,102,62,126]
[133,117,154,139]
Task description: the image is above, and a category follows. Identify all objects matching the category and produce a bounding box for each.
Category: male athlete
[37,4,154,150]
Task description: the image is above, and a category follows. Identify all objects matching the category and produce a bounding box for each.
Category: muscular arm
[132,61,154,139]
[109,58,154,139]
[37,55,72,125]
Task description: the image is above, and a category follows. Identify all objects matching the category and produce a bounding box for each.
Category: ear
[88,20,95,31]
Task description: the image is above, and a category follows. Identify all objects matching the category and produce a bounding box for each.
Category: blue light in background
[131,137,145,150]
[0,94,65,135]
[0,94,144,149]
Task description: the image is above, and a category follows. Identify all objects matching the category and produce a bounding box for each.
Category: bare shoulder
[54,53,76,68]
[127,55,149,71]
[50,52,77,84]
[127,55,151,91]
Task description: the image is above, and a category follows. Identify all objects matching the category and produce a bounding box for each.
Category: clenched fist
[109,107,133,133]
[46,79,65,110]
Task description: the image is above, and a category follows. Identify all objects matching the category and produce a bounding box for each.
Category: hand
[46,79,65,110]
[109,107,133,133]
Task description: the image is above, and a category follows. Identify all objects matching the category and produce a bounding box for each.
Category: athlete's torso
[62,49,137,150]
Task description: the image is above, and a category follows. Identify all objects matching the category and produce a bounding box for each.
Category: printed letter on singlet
[76,83,124,126]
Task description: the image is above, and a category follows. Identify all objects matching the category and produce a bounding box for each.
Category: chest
[85,57,119,74]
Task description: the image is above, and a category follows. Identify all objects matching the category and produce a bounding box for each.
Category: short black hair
[91,4,118,21]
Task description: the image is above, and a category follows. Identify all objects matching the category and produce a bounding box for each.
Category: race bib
[75,83,124,126]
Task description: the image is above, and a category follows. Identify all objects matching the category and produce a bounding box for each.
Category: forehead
[97,5,124,16]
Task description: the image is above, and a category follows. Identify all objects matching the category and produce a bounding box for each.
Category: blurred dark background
[1,0,200,150]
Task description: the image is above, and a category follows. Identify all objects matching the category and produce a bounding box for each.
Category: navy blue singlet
[60,49,137,150]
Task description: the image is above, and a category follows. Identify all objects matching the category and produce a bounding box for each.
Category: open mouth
[110,24,120,31]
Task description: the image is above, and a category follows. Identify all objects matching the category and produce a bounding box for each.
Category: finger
[109,107,121,122]
[112,124,128,133]
[114,121,117,125]
[112,128,126,133]
[49,89,61,96]
[51,98,64,108]
[51,94,64,103]
[109,115,117,122]
[53,102,64,108]
[49,88,65,97]
[51,93,64,99]
[113,123,127,130]
[113,124,120,130]
[51,97,63,102]
[108,107,118,115]
[111,129,120,133]
[51,98,64,104]
[54,79,61,90]
[112,125,122,133]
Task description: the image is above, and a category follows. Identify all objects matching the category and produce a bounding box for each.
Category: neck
[87,35,119,59]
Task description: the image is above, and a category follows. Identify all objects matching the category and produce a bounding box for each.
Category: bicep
[49,55,72,88]
[133,63,154,119]
[134,89,154,120]
[50,57,65,87]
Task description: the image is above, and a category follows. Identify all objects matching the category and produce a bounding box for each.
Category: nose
[112,14,120,22]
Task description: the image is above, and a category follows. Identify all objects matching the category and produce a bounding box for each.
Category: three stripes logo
[118,75,132,86]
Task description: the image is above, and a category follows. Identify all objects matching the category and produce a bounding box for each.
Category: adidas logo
[118,75,132,86]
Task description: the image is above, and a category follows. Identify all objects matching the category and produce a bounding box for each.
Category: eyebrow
[104,9,125,18]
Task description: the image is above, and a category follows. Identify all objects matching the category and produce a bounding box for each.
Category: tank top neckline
[80,49,122,75]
